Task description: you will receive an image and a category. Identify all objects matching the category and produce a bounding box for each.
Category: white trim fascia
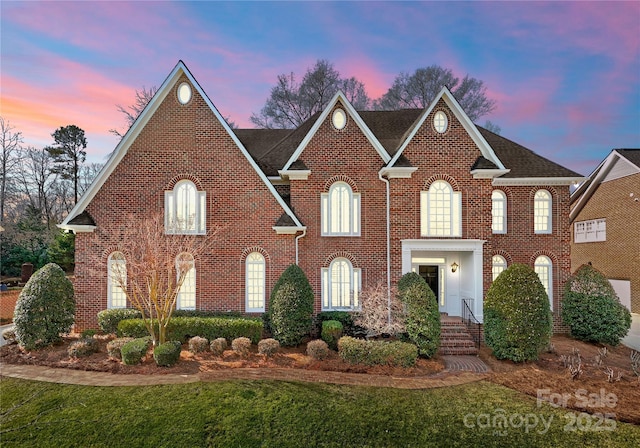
[569,150,639,221]
[282,91,391,170]
[386,87,506,171]
[57,224,96,233]
[267,176,289,186]
[401,239,486,252]
[471,169,511,179]
[493,177,586,187]
[278,169,311,180]
[380,167,419,179]
[273,226,306,235]
[60,61,303,230]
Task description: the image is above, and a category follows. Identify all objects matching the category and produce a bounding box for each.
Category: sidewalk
[0,360,489,389]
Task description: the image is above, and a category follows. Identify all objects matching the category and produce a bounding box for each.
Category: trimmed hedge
[121,337,151,365]
[210,337,227,356]
[321,320,343,350]
[484,263,552,362]
[97,309,142,334]
[315,311,365,337]
[231,337,252,356]
[562,264,631,345]
[153,341,182,367]
[306,339,330,360]
[258,338,280,356]
[188,336,209,354]
[106,337,134,360]
[268,264,314,346]
[397,272,441,358]
[337,336,418,368]
[117,316,263,344]
[68,338,98,358]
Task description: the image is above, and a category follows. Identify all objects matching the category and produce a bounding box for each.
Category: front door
[419,265,439,303]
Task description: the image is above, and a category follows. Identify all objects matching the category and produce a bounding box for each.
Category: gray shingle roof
[615,149,640,168]
[68,211,96,226]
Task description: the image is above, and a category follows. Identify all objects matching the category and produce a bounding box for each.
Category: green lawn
[1,377,638,447]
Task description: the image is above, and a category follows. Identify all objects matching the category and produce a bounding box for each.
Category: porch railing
[461,297,481,349]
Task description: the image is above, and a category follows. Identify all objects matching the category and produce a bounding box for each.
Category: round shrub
[397,272,440,358]
[106,337,134,360]
[121,337,151,365]
[231,337,252,357]
[153,341,182,367]
[188,336,209,354]
[210,337,228,356]
[2,328,17,345]
[484,263,552,362]
[562,264,631,345]
[68,338,99,358]
[321,320,343,350]
[306,339,330,360]
[268,264,314,346]
[258,338,280,356]
[97,308,141,334]
[14,263,75,350]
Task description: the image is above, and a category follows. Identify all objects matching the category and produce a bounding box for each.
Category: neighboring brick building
[570,149,640,314]
[60,61,584,330]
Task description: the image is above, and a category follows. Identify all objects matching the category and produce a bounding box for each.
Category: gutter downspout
[378,170,392,326]
[295,228,307,265]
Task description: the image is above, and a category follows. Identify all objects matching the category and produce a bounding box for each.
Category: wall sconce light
[451,262,459,273]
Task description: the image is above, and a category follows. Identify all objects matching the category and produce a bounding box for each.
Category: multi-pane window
[534,256,553,310]
[574,219,606,243]
[492,255,507,281]
[534,190,552,234]
[165,180,206,234]
[176,253,196,310]
[421,180,462,237]
[321,182,360,236]
[322,258,361,310]
[107,252,127,309]
[491,190,507,234]
[246,252,266,312]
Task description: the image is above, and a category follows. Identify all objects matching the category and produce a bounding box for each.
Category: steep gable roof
[570,148,640,221]
[60,61,303,231]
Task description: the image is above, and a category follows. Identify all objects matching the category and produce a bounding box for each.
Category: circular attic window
[332,108,347,130]
[177,82,192,105]
[433,111,448,133]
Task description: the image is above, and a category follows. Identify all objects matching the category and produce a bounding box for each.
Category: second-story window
[321,181,360,236]
[165,180,206,234]
[421,180,462,237]
[534,189,552,234]
[492,190,507,234]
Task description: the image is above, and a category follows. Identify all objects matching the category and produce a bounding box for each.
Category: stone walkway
[1,357,490,389]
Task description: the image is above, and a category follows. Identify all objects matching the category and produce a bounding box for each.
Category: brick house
[570,149,640,314]
[60,61,584,331]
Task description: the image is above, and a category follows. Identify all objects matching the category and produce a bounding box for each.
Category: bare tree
[0,117,23,223]
[251,59,371,129]
[354,282,405,338]
[109,86,158,139]
[483,120,502,135]
[104,214,220,345]
[78,162,104,196]
[374,65,496,122]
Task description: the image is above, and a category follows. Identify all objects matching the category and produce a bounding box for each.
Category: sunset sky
[1,1,638,175]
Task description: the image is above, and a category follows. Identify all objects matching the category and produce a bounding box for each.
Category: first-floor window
[322,258,361,310]
[108,252,127,308]
[246,252,266,312]
[534,256,553,310]
[492,255,507,281]
[176,253,196,310]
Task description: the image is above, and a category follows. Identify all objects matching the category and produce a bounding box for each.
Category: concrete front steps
[439,316,479,356]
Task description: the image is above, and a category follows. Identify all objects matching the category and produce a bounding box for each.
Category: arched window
[321,181,360,236]
[176,253,196,310]
[421,180,462,237]
[107,252,126,309]
[246,252,266,312]
[165,180,206,234]
[491,190,507,234]
[322,258,361,310]
[492,255,507,281]
[534,256,553,309]
[534,190,552,234]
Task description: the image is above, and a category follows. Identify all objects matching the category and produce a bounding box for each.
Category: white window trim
[321,258,361,311]
[491,255,507,281]
[321,182,361,236]
[574,218,606,243]
[491,190,507,234]
[534,256,553,310]
[245,252,266,312]
[165,180,206,235]
[420,181,462,237]
[176,253,196,310]
[534,189,552,234]
[107,252,127,309]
